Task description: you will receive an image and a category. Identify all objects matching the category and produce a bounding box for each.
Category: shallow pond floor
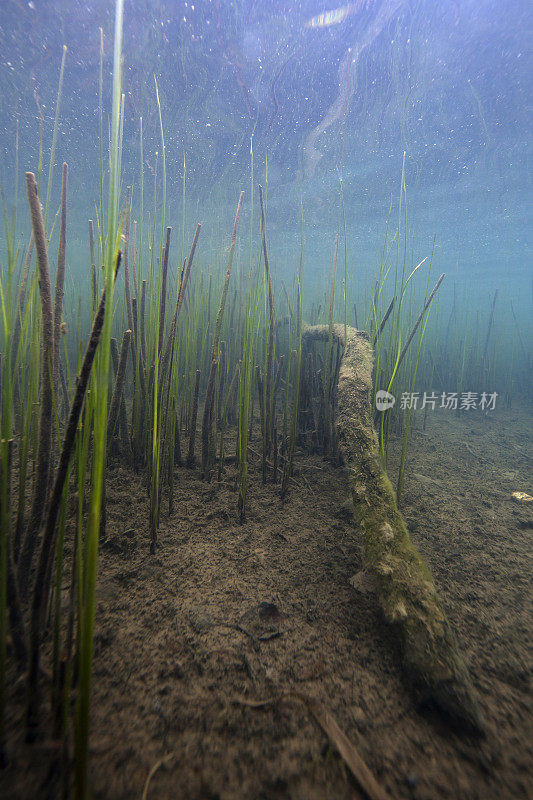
[3,406,532,799]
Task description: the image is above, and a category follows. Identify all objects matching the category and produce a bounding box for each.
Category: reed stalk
[10,233,33,372]
[74,1,124,794]
[0,184,22,761]
[324,235,339,457]
[123,187,135,334]
[281,200,304,498]
[395,273,445,376]
[53,163,68,413]
[107,329,131,449]
[18,172,55,596]
[482,288,498,362]
[396,267,441,503]
[148,78,167,554]
[187,369,201,467]
[26,271,113,741]
[110,337,130,454]
[373,297,395,345]
[237,271,262,520]
[201,192,244,479]
[258,184,275,476]
[44,45,67,228]
[158,226,171,355]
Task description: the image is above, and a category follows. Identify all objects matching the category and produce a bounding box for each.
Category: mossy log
[303,324,484,735]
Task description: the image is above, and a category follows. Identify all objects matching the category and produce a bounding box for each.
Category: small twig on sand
[233,691,391,800]
[141,752,175,800]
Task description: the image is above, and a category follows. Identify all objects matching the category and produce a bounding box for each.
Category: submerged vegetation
[0,1,530,798]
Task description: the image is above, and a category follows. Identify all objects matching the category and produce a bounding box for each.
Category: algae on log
[303,323,484,735]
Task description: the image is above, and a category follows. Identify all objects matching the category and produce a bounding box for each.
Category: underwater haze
[1,2,533,799]
[1,0,532,295]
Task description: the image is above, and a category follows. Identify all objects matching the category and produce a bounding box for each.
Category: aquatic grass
[52,163,68,416]
[27,259,117,743]
[280,296,302,499]
[44,45,67,227]
[160,223,200,501]
[377,255,429,462]
[107,329,131,453]
[201,191,244,480]
[98,27,104,222]
[236,215,264,516]
[74,0,125,794]
[0,164,23,763]
[217,358,240,482]
[10,235,33,380]
[13,271,40,557]
[323,234,339,458]
[237,280,262,520]
[17,172,55,597]
[147,75,168,553]
[336,166,348,345]
[396,257,443,504]
[258,184,275,482]
[281,198,304,499]
[0,10,529,792]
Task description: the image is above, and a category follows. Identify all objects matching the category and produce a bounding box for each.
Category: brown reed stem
[217,340,226,426]
[131,297,139,350]
[174,401,182,467]
[123,190,141,406]
[306,351,317,452]
[272,354,285,417]
[200,374,217,479]
[110,337,131,459]
[18,172,55,597]
[510,301,527,360]
[482,288,498,361]
[131,219,139,300]
[186,369,201,467]
[89,219,97,315]
[107,329,131,448]
[280,349,298,500]
[159,226,171,355]
[227,360,240,426]
[140,279,148,368]
[26,259,117,741]
[160,224,201,384]
[121,195,146,459]
[272,427,278,483]
[201,194,243,479]
[123,188,134,332]
[11,233,33,371]
[1,440,27,665]
[7,542,27,664]
[158,226,201,484]
[258,184,275,467]
[53,163,68,414]
[396,274,445,374]
[317,368,327,455]
[373,297,395,345]
[255,364,265,480]
[88,218,95,269]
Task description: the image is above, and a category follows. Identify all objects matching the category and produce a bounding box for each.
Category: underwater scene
[0,0,531,797]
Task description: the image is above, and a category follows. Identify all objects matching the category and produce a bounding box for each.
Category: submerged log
[303,323,484,735]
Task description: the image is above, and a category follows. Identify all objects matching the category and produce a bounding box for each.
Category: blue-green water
[0,0,531,388]
[1,5,533,796]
